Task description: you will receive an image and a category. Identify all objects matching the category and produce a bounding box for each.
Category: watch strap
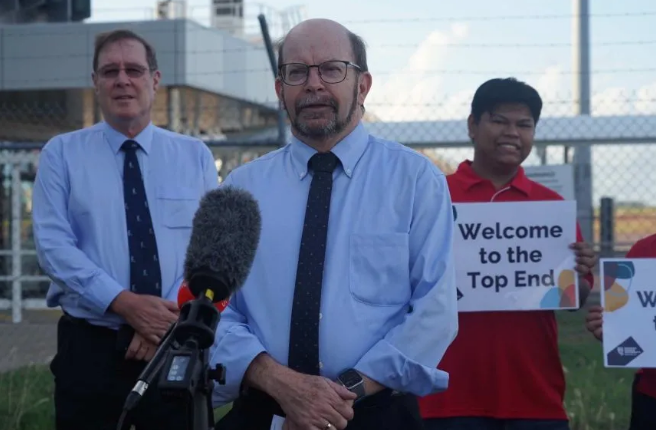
[338,370,366,400]
[349,379,366,400]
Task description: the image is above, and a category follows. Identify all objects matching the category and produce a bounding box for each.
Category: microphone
[117,186,261,430]
[183,185,262,303]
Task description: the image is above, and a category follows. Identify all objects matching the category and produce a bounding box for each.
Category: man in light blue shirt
[211,18,458,430]
[32,29,218,430]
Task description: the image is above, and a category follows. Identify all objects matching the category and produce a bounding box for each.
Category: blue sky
[87,0,656,206]
[88,0,656,113]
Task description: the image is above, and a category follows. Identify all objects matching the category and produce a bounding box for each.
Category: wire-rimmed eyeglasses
[96,65,153,80]
[278,60,362,86]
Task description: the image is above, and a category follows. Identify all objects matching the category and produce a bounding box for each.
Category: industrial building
[0,0,295,144]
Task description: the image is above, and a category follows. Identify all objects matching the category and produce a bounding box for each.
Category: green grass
[0,306,635,430]
[558,307,635,430]
[0,366,232,430]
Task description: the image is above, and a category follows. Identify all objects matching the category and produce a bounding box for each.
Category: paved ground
[0,309,61,372]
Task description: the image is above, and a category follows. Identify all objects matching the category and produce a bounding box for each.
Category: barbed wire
[88,7,656,22]
[2,67,656,89]
[4,39,656,60]
[6,8,656,35]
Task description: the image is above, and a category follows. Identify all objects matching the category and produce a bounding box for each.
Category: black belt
[61,312,134,352]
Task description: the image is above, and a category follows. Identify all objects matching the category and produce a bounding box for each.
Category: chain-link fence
[1,94,656,373]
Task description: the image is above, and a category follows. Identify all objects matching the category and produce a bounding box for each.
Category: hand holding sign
[570,242,597,277]
[453,200,579,312]
[600,258,656,368]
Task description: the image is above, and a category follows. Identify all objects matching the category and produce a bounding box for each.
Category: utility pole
[572,0,594,243]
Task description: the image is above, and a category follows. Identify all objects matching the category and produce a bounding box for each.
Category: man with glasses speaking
[211,18,459,430]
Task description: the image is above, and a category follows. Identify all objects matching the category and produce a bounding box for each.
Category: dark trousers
[216,388,425,430]
[51,314,190,430]
[629,373,656,430]
[423,417,570,430]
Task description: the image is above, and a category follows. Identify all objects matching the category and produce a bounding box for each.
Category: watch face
[340,370,362,387]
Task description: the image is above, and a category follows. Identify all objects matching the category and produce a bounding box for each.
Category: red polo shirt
[624,234,656,400]
[419,160,594,420]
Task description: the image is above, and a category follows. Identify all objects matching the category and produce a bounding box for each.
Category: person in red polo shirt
[419,77,597,430]
[585,233,656,430]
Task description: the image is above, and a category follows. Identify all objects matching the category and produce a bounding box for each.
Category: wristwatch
[337,369,366,401]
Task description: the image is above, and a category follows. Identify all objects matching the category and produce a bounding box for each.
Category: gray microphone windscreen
[183,185,261,301]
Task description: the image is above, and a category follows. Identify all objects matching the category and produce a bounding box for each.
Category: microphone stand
[117,294,226,430]
[157,294,226,430]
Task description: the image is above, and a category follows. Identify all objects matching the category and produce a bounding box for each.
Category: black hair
[470,77,542,124]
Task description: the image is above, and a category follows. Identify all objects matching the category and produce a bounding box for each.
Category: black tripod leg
[207,386,216,430]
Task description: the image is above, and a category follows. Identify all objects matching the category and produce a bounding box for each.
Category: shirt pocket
[156,185,199,229]
[349,233,411,306]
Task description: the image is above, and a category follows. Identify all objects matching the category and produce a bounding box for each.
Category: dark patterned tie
[288,152,339,375]
[122,140,162,297]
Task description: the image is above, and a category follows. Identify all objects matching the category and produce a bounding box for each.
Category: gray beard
[284,84,359,140]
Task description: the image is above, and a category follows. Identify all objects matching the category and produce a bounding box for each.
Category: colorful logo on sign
[602,260,635,312]
[539,269,578,308]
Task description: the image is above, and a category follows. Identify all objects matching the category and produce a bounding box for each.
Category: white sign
[600,258,656,368]
[453,200,579,312]
[524,164,575,201]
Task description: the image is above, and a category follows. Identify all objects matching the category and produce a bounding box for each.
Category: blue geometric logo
[607,336,643,366]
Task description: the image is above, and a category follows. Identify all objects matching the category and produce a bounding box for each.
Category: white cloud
[591,87,633,116]
[533,65,570,117]
[635,82,656,115]
[450,22,469,39]
[588,82,656,116]
[366,23,470,122]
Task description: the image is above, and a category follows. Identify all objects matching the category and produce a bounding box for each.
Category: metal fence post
[599,197,614,258]
[11,161,22,323]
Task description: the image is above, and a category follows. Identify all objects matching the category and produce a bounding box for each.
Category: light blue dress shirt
[210,122,458,405]
[32,121,219,329]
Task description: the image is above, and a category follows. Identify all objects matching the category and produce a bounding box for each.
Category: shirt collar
[102,121,155,155]
[290,121,369,180]
[454,160,532,196]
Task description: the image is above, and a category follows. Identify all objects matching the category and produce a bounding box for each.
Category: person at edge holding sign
[585,234,656,430]
[418,77,597,430]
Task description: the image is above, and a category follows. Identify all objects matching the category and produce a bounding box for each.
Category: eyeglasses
[96,65,152,80]
[278,60,362,86]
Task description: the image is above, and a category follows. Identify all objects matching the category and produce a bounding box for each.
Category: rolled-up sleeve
[32,139,125,314]
[353,162,459,397]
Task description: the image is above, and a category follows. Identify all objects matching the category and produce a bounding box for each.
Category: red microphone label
[178,281,230,312]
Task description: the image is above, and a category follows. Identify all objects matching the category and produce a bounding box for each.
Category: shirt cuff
[210,325,267,406]
[78,271,126,315]
[353,338,449,397]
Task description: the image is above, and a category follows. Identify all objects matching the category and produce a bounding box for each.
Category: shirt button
[319,362,323,369]
[319,313,323,319]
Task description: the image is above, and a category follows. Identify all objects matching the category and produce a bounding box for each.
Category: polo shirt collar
[290,121,369,180]
[103,121,155,155]
[454,160,532,195]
